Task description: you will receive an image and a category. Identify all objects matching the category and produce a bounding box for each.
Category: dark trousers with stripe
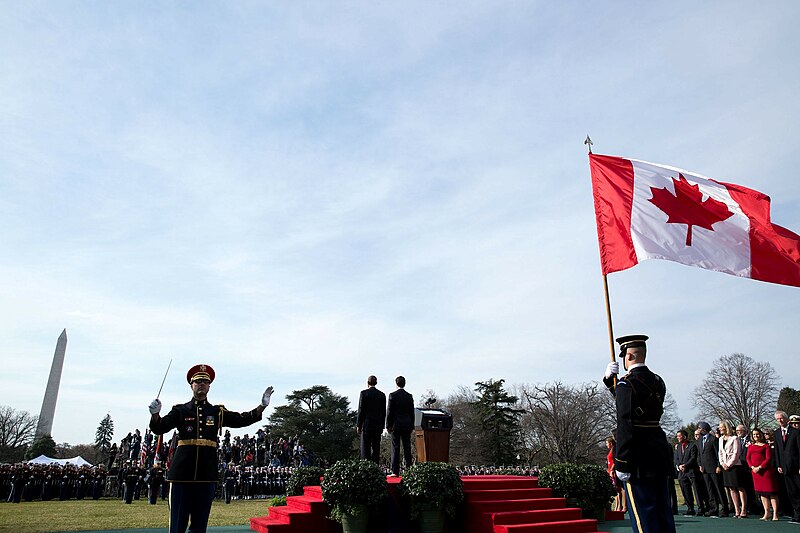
[625,477,676,533]
[169,482,216,533]
[148,483,160,505]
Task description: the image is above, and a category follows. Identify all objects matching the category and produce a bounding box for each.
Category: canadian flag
[590,154,800,288]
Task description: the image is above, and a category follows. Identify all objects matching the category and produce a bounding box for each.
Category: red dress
[747,443,778,494]
[607,448,621,493]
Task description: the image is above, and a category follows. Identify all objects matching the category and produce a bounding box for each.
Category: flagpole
[587,136,618,383]
[602,274,616,363]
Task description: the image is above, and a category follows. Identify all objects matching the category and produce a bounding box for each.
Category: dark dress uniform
[149,364,264,533]
[605,336,675,533]
[223,465,238,503]
[123,464,141,504]
[147,465,165,504]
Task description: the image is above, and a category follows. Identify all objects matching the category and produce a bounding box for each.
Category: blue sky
[2,2,799,446]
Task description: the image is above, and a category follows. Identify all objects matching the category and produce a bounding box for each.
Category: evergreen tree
[777,387,800,418]
[678,422,699,443]
[95,414,114,461]
[26,434,57,459]
[268,385,356,463]
[472,379,523,465]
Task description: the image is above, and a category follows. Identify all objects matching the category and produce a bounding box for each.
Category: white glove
[604,361,619,379]
[616,470,630,482]
[149,399,162,415]
[261,386,274,407]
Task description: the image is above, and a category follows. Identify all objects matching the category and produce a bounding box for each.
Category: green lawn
[0,498,271,533]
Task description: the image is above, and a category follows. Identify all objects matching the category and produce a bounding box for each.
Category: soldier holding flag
[604,335,675,533]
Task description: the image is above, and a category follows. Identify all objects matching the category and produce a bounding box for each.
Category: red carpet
[250,485,341,533]
[250,475,621,533]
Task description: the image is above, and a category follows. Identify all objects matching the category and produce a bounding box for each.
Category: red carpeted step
[303,485,323,499]
[461,476,540,490]
[286,494,328,514]
[267,504,321,527]
[491,508,583,525]
[493,518,598,533]
[604,510,625,521]
[249,516,293,533]
[465,498,567,533]
[466,488,552,502]
[470,497,567,515]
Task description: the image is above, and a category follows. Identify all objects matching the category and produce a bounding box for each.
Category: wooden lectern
[414,408,452,463]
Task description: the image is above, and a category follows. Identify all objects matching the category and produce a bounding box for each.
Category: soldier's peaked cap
[615,334,648,351]
[187,363,215,383]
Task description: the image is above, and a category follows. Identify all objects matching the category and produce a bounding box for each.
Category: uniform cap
[187,363,215,383]
[790,415,800,423]
[615,334,648,352]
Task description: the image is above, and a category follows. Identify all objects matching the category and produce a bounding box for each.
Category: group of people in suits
[356,375,415,477]
[674,411,800,523]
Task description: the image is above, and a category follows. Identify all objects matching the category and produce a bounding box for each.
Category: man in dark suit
[696,421,729,517]
[675,430,697,515]
[356,375,386,463]
[690,428,711,515]
[386,375,415,477]
[774,411,800,523]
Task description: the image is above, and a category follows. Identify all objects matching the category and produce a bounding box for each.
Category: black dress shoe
[705,511,718,517]
[683,510,696,516]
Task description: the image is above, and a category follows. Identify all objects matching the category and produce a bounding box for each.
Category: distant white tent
[28,455,93,467]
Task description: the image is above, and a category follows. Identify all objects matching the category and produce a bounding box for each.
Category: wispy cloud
[2,2,799,443]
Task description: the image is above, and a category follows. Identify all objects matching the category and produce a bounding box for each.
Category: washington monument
[35,329,67,438]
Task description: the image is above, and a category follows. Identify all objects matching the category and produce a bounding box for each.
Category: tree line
[1,352,791,467]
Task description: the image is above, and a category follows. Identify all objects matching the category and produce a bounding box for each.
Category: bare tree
[517,382,616,465]
[660,392,682,438]
[515,381,681,465]
[0,405,38,462]
[442,385,487,465]
[692,352,779,429]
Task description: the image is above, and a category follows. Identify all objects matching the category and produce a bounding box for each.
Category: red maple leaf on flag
[648,174,734,246]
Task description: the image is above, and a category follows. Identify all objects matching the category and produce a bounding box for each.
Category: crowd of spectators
[455,465,539,477]
[671,412,800,522]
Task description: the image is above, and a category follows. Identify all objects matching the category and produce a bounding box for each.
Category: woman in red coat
[747,428,780,521]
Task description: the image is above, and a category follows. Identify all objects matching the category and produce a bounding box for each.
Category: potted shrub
[398,462,464,533]
[286,465,325,496]
[321,459,387,533]
[538,463,615,521]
